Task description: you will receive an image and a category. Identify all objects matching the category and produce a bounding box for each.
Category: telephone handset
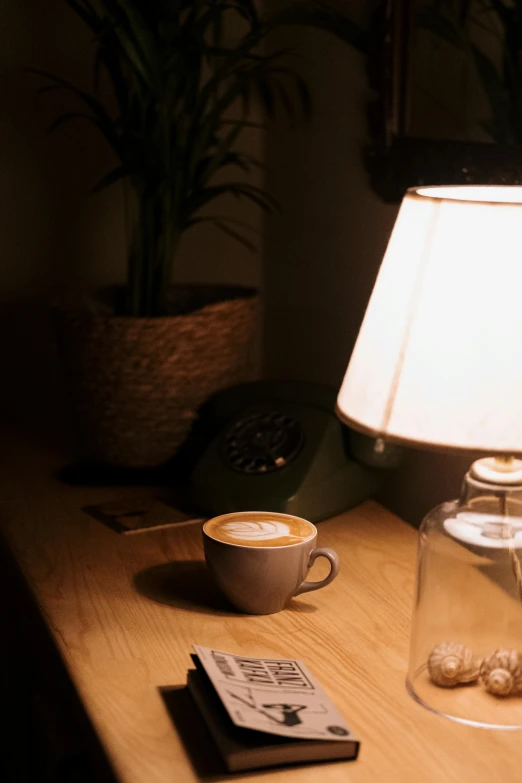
[188,381,403,523]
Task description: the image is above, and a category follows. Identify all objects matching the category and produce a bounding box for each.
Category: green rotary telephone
[188,381,403,522]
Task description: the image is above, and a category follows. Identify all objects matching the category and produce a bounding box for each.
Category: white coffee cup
[203,511,340,615]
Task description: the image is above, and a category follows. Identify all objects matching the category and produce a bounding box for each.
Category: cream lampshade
[337,185,522,456]
[337,185,522,729]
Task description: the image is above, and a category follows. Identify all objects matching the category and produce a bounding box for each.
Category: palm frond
[35,0,365,315]
[270,1,368,54]
[93,164,129,192]
[187,214,261,234]
[65,0,101,31]
[215,221,257,252]
[28,68,122,155]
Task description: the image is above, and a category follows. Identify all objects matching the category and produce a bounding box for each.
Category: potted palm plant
[37,0,366,467]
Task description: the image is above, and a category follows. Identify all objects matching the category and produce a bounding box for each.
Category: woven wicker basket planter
[53,285,259,468]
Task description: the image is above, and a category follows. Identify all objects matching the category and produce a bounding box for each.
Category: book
[186,646,359,772]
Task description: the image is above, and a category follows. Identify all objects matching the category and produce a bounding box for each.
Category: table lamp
[336,185,522,729]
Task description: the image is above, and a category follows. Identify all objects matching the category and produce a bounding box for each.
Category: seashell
[480,650,522,697]
[428,642,481,687]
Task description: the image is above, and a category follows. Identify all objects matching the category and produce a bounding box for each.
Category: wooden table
[0,435,520,782]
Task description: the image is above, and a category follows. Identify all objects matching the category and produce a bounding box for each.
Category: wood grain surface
[1,434,521,782]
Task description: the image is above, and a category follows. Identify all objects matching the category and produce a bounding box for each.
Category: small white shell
[428,642,481,687]
[480,650,522,697]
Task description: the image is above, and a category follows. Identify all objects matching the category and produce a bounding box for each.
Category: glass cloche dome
[407,462,522,729]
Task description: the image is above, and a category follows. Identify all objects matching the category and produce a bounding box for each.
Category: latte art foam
[204,513,315,547]
[221,520,298,542]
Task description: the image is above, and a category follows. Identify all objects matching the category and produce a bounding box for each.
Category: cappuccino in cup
[203,511,340,615]
[204,512,314,547]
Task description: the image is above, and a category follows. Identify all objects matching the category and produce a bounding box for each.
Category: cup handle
[295,547,340,595]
